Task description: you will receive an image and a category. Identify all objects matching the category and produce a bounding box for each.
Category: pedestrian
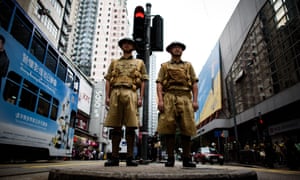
[0,34,10,89]
[156,41,198,167]
[284,136,298,170]
[274,141,283,164]
[264,137,275,168]
[103,38,148,166]
[151,131,160,162]
[92,149,97,160]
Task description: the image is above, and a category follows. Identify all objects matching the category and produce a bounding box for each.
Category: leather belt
[113,84,132,89]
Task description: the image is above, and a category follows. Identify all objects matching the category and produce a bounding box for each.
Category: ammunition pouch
[109,59,144,91]
[162,62,193,90]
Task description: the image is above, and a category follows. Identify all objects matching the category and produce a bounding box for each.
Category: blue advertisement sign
[195,42,222,125]
[0,28,75,156]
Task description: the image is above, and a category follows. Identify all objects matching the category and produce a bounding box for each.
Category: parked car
[193,147,224,165]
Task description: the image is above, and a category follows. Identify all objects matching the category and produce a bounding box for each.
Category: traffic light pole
[140,3,151,163]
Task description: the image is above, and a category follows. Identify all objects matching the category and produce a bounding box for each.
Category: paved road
[0,160,299,180]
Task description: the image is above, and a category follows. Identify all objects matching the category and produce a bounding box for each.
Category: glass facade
[193,0,300,162]
[227,0,300,114]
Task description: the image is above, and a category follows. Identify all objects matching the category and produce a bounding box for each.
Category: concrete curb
[48,165,257,180]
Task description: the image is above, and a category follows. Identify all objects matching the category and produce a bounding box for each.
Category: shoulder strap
[134,58,145,70]
[110,59,118,69]
[161,61,169,70]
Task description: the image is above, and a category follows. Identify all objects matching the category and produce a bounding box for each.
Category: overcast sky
[127,0,240,75]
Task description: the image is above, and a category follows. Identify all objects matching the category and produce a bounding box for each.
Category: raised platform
[48,162,257,180]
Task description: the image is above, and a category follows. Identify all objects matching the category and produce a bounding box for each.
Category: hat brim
[166,43,186,52]
[118,39,136,49]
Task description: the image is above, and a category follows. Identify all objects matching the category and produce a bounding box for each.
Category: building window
[228,0,300,113]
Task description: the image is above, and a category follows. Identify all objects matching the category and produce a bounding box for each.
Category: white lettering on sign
[93,90,102,117]
[15,112,48,130]
[21,53,57,94]
[268,118,300,135]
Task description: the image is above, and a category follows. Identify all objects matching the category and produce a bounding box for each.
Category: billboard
[195,42,222,125]
[78,77,92,115]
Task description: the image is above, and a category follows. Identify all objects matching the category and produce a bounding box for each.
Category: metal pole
[229,79,240,161]
[141,3,151,162]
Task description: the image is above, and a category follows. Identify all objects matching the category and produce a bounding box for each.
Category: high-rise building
[71,0,98,77]
[71,0,129,81]
[16,0,73,51]
[148,55,158,136]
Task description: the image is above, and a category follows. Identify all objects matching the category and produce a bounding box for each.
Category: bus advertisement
[0,0,79,159]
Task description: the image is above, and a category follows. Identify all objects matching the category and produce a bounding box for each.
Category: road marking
[24,161,100,168]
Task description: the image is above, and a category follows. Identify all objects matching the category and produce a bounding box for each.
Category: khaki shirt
[156,60,198,91]
[105,57,148,88]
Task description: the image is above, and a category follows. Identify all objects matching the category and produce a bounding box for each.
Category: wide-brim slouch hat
[118,38,136,49]
[166,41,186,52]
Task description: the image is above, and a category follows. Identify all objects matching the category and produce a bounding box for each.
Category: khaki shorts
[104,88,139,128]
[157,92,196,136]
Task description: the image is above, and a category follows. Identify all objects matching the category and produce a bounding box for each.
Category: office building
[71,0,129,81]
[195,0,300,162]
[16,0,73,52]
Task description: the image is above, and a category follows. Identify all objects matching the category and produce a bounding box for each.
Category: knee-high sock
[165,134,175,159]
[126,128,136,158]
[181,135,191,158]
[111,128,122,158]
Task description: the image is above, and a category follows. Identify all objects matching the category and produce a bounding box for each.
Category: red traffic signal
[258,119,264,124]
[135,12,144,18]
[133,6,145,43]
[134,6,145,18]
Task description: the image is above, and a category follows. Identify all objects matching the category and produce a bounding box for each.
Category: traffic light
[133,6,145,55]
[151,15,163,51]
[257,112,264,125]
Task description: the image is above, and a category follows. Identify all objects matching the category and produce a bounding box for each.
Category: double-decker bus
[0,0,79,161]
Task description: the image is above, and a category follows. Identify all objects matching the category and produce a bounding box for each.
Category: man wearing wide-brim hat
[104,37,148,167]
[118,38,136,50]
[166,41,186,53]
[156,41,199,168]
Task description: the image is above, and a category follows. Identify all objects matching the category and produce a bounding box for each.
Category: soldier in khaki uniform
[104,38,148,166]
[156,42,198,167]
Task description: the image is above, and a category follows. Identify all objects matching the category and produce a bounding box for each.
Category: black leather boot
[126,157,138,166]
[104,129,121,167]
[104,157,119,167]
[125,129,138,166]
[165,157,175,167]
[181,135,196,168]
[165,135,175,167]
[182,157,196,168]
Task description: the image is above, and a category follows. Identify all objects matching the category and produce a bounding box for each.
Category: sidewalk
[227,161,297,170]
[48,161,258,180]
